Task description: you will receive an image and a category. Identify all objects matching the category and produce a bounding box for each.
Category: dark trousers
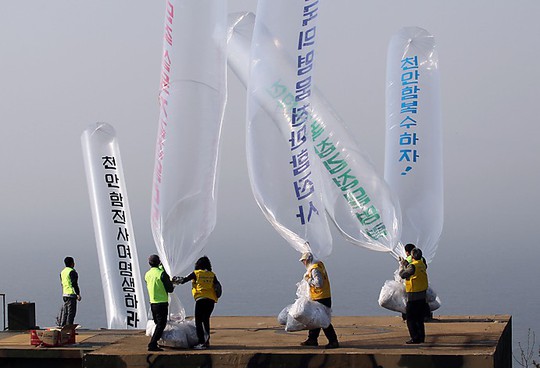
[307,298,338,343]
[60,297,77,326]
[149,302,169,348]
[195,298,215,344]
[406,299,427,342]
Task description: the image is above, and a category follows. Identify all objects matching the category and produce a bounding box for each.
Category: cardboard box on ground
[30,324,78,347]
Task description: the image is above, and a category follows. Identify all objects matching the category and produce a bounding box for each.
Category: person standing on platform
[59,256,81,326]
[399,248,429,344]
[299,251,340,349]
[400,243,429,321]
[174,256,221,350]
[145,254,174,352]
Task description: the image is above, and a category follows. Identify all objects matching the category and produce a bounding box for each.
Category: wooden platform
[0,315,512,368]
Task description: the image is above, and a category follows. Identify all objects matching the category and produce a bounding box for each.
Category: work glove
[172,276,185,285]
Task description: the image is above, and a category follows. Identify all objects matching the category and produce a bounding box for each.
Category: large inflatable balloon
[229,11,401,256]
[150,0,227,317]
[385,27,443,263]
[81,122,147,329]
[246,1,332,259]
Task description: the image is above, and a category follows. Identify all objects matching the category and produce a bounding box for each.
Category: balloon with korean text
[230,10,401,256]
[81,122,148,329]
[150,0,227,317]
[246,0,333,259]
[385,27,443,263]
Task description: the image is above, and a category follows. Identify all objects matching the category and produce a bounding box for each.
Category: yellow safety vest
[192,270,218,302]
[61,267,76,295]
[145,267,169,303]
[405,259,428,293]
[308,262,331,300]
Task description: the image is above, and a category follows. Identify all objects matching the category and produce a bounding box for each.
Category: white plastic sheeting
[229,11,401,257]
[150,0,227,319]
[81,122,147,329]
[385,27,443,263]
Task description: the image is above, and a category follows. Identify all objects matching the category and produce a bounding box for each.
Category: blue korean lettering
[399,149,419,162]
[293,171,314,200]
[290,149,310,176]
[399,132,419,146]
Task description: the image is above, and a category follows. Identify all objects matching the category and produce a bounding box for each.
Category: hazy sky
[1,0,538,351]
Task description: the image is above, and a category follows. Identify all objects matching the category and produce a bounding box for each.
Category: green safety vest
[61,267,76,295]
[145,267,169,303]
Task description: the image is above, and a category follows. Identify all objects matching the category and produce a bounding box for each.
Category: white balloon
[150,0,227,315]
[81,122,148,329]
[246,1,333,259]
[385,27,443,263]
[229,11,401,256]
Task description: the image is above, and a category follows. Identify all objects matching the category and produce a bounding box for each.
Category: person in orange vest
[145,254,175,352]
[399,248,429,344]
[174,256,221,350]
[299,251,339,349]
[59,256,81,326]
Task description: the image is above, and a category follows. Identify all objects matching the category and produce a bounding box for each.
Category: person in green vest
[299,251,339,349]
[404,243,416,263]
[59,256,81,326]
[174,256,221,350]
[145,254,174,352]
[399,248,429,344]
[403,243,427,267]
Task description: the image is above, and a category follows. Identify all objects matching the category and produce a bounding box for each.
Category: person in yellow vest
[399,248,429,344]
[400,243,429,321]
[174,256,221,350]
[59,256,81,326]
[299,251,339,349]
[145,254,175,352]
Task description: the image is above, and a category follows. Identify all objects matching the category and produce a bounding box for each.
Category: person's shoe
[405,339,422,344]
[193,343,207,350]
[300,339,318,346]
[148,346,163,351]
[325,341,340,349]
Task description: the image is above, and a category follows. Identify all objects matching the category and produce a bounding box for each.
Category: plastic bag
[427,284,441,311]
[289,299,331,330]
[285,313,308,332]
[146,319,199,348]
[277,305,291,325]
[378,280,407,313]
[378,279,441,313]
[279,280,331,332]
